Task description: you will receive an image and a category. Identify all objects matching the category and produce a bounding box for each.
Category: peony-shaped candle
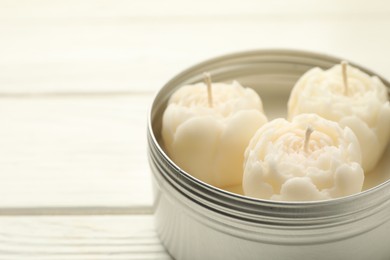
[162,74,268,188]
[288,62,390,172]
[243,114,364,201]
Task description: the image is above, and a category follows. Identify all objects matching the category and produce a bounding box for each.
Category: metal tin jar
[147,50,390,260]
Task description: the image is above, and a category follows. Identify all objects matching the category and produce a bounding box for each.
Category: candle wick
[203,72,213,107]
[341,61,349,96]
[304,126,314,153]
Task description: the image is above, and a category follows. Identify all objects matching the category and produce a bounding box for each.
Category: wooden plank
[0,95,155,208]
[1,3,390,94]
[0,215,171,259]
[1,0,390,19]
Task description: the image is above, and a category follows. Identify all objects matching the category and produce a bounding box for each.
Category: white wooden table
[1,1,390,258]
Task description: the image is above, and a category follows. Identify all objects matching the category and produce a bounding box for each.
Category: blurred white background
[2,0,390,94]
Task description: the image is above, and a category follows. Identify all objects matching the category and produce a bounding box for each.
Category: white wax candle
[288,63,390,172]
[243,114,364,201]
[162,80,267,188]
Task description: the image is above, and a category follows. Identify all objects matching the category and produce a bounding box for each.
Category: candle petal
[277,177,328,201]
[172,116,223,185]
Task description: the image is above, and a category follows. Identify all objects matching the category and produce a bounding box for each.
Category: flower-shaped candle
[162,74,268,188]
[288,62,390,172]
[243,114,364,201]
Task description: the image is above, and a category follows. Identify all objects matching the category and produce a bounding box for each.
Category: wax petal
[277,177,328,202]
[215,110,267,187]
[243,161,274,200]
[172,116,222,185]
[329,163,364,198]
[339,116,377,170]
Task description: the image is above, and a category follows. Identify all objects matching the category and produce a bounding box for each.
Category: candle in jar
[243,113,364,201]
[162,75,268,188]
[288,62,390,172]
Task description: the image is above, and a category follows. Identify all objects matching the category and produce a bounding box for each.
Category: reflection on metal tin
[147,50,390,260]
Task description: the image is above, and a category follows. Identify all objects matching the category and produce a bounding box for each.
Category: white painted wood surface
[0,95,154,208]
[1,0,390,258]
[0,215,171,259]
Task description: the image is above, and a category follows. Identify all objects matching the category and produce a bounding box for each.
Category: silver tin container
[147,50,390,260]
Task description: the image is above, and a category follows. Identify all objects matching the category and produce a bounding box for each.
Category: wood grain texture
[0,95,154,208]
[0,215,171,259]
[1,0,390,94]
[2,0,390,18]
